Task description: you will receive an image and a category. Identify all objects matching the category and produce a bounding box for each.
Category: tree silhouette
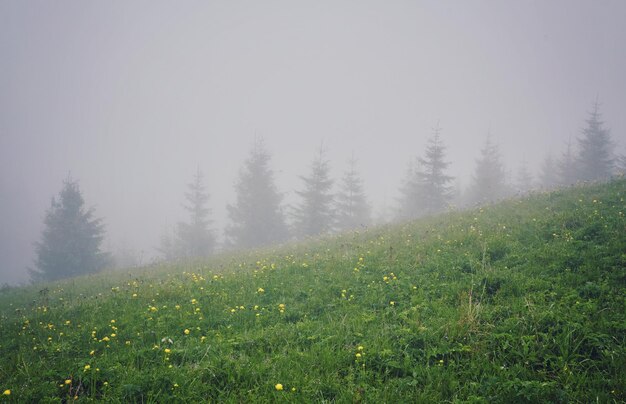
[414,125,454,215]
[293,146,335,237]
[467,134,509,205]
[176,168,215,258]
[31,177,110,282]
[226,138,289,248]
[575,100,614,182]
[335,156,371,231]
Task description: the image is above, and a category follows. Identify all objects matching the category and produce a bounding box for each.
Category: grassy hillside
[1,180,625,403]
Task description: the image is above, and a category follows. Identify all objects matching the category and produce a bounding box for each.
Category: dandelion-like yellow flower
[164,348,171,354]
[84,364,91,371]
[257,287,265,293]
[275,383,283,391]
[184,329,190,335]
[65,379,72,385]
[89,350,95,356]
[3,389,11,395]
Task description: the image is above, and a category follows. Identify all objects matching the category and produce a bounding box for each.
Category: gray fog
[1,1,625,285]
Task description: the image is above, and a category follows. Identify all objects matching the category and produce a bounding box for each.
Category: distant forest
[31,100,624,282]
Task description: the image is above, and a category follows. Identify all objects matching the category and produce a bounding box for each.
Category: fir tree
[467,134,509,205]
[558,139,578,186]
[226,139,289,248]
[616,152,626,176]
[576,100,614,182]
[335,156,371,231]
[31,177,110,282]
[515,160,534,194]
[176,168,215,258]
[396,158,420,221]
[414,125,454,215]
[539,153,560,189]
[293,146,334,237]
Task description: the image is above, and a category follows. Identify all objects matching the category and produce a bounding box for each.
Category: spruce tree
[396,158,420,220]
[335,156,371,231]
[414,125,454,215]
[31,177,110,282]
[576,100,614,182]
[226,139,289,248]
[539,153,559,189]
[467,134,509,205]
[293,147,334,237]
[176,168,215,258]
[558,139,578,186]
[515,160,534,194]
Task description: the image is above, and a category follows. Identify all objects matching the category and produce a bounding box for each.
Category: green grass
[1,179,625,403]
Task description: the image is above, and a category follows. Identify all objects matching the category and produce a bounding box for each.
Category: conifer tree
[226,139,289,248]
[414,125,454,215]
[575,100,614,182]
[396,158,420,221]
[176,168,215,258]
[31,177,110,282]
[515,160,534,194]
[539,153,559,189]
[616,152,626,176]
[293,146,334,237]
[558,139,578,186]
[335,156,371,231]
[467,134,509,205]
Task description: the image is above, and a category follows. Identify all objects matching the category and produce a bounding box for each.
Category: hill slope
[1,180,625,402]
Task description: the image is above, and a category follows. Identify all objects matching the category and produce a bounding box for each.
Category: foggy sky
[1,1,625,285]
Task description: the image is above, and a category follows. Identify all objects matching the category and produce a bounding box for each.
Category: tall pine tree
[467,134,509,205]
[293,146,335,237]
[335,156,371,231]
[176,168,215,258]
[31,177,110,282]
[226,139,289,248]
[558,139,578,186]
[396,158,420,220]
[414,125,454,215]
[515,160,534,194]
[575,100,614,182]
[539,153,559,189]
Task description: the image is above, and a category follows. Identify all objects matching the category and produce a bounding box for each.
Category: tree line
[30,101,624,282]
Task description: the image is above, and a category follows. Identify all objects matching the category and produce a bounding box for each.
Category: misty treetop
[31,177,110,282]
[226,138,289,249]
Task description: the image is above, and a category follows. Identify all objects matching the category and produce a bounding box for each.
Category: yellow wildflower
[275,383,283,391]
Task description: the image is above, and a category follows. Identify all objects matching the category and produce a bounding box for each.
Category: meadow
[0,179,624,403]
